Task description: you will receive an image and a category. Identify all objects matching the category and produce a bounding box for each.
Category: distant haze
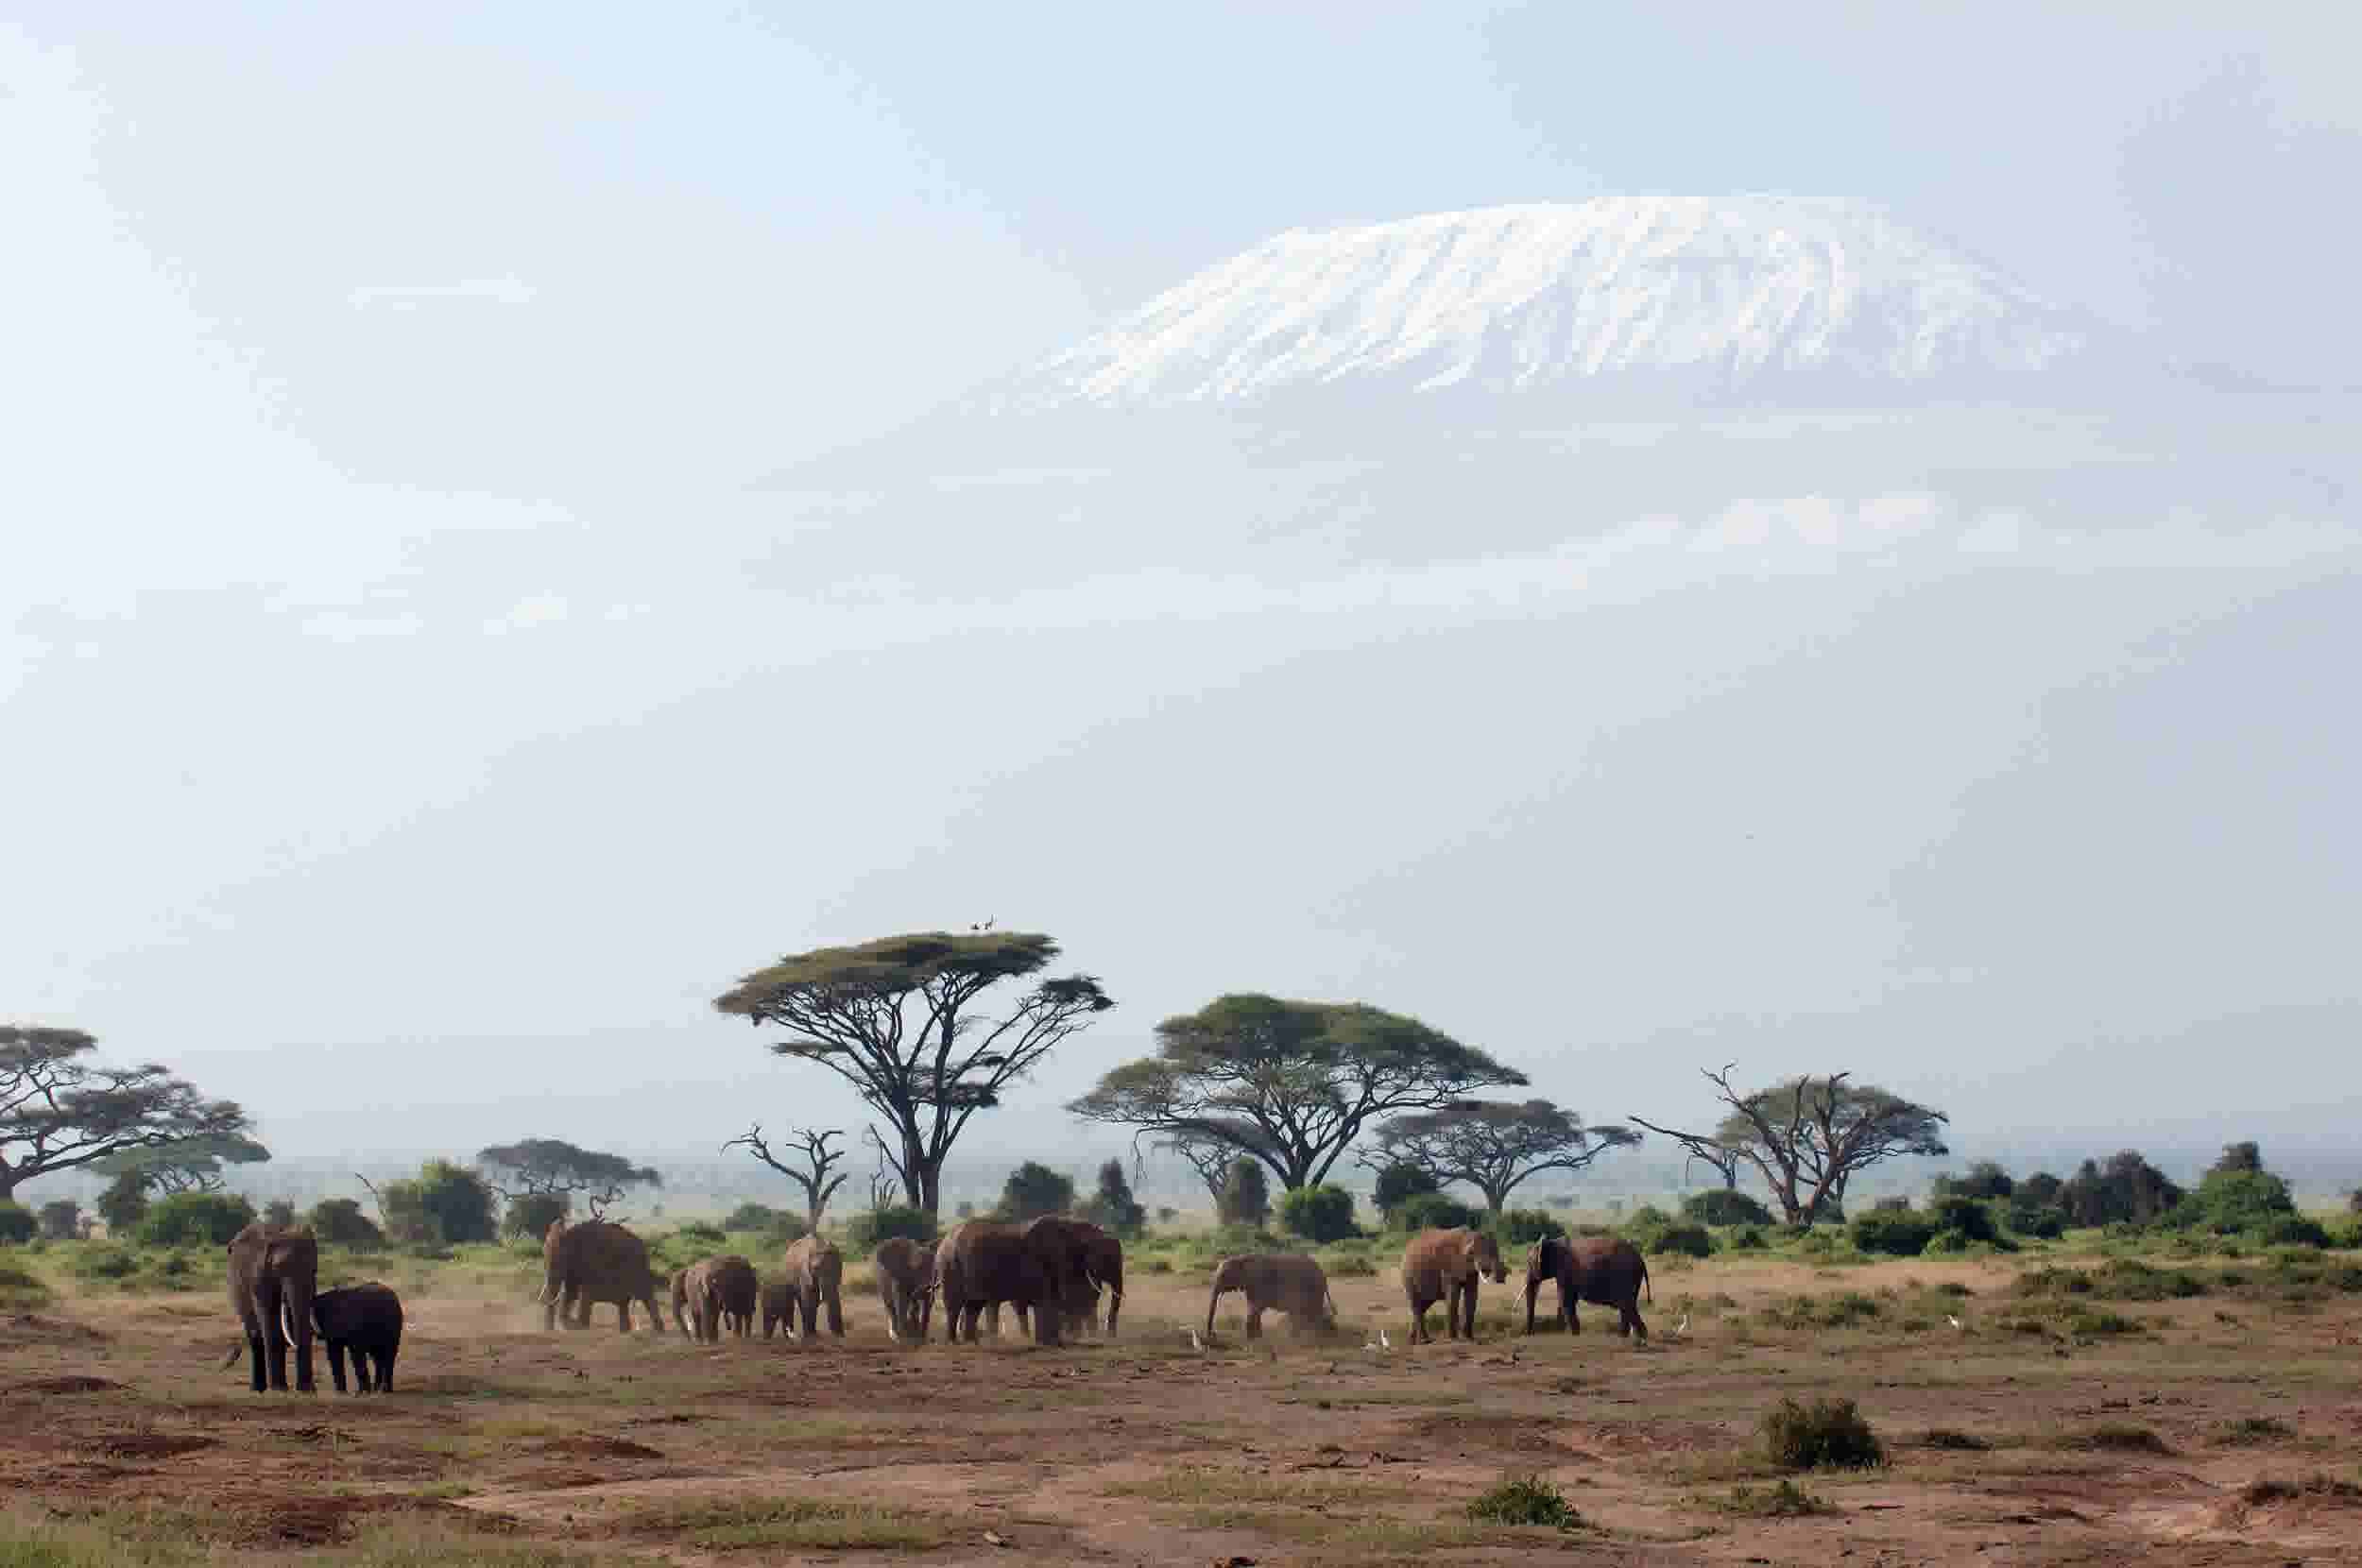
[2,7,2355,1189]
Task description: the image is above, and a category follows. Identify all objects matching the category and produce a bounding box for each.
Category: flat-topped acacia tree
[476,1138,662,1219]
[1361,1099,1640,1215]
[712,932,1114,1217]
[1068,994,1527,1191]
[0,1026,250,1203]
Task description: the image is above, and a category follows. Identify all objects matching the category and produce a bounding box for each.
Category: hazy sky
[5,5,2358,1179]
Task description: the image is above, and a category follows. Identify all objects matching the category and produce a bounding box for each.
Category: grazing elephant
[779,1236,846,1338]
[542,1219,665,1332]
[871,1237,936,1341]
[1400,1226,1507,1345]
[226,1223,318,1393]
[1207,1253,1336,1339]
[933,1220,1060,1345]
[312,1282,403,1394]
[675,1255,758,1343]
[1524,1236,1651,1339]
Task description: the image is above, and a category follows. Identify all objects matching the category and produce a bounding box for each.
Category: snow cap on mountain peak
[990,196,2090,411]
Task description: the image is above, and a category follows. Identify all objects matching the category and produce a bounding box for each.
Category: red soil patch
[7,1375,126,1395]
[532,1435,665,1460]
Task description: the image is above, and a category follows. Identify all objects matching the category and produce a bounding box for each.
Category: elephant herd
[222,1214,1652,1396]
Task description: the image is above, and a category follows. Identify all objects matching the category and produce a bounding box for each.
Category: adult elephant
[1207,1253,1335,1339]
[933,1220,1061,1346]
[1400,1226,1507,1345]
[760,1276,796,1338]
[871,1237,935,1341]
[779,1236,845,1338]
[1075,1221,1125,1337]
[225,1223,318,1393]
[1524,1235,1651,1339]
[675,1255,758,1343]
[541,1219,665,1332]
[312,1282,403,1394]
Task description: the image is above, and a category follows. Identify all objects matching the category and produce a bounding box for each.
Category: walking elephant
[1207,1253,1336,1339]
[871,1237,935,1341]
[1076,1221,1124,1337]
[760,1276,796,1338]
[675,1255,758,1343]
[1524,1235,1651,1339]
[1400,1226,1507,1344]
[933,1220,1061,1345]
[542,1219,666,1332]
[312,1282,403,1393]
[779,1236,845,1338]
[225,1223,318,1393]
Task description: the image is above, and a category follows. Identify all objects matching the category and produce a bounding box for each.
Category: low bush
[2211,1417,2295,1446]
[1648,1222,1712,1258]
[1760,1397,1884,1471]
[1465,1474,1583,1530]
[0,1202,36,1245]
[1756,1291,1883,1330]
[1725,1226,1767,1251]
[1498,1207,1563,1245]
[0,1254,50,1309]
[2052,1423,2171,1455]
[842,1205,937,1249]
[1391,1193,1481,1234]
[1683,1189,1773,1227]
[502,1192,571,1241]
[1919,1429,1991,1451]
[2241,1473,2362,1506]
[38,1200,82,1241]
[306,1198,385,1248]
[2014,1260,2209,1302]
[722,1202,807,1242]
[2258,1214,2331,1249]
[2005,1199,2068,1239]
[1703,1478,1831,1517]
[135,1192,256,1248]
[1929,1195,2011,1247]
[1277,1184,1357,1244]
[672,1220,727,1244]
[1849,1208,1937,1257]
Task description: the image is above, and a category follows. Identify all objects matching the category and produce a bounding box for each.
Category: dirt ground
[4,1253,2359,1565]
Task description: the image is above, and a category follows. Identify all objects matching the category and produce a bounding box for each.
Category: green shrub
[1706,1478,1831,1517]
[1648,1222,1711,1258]
[1929,1195,2006,1244]
[997,1162,1075,1222]
[2258,1214,2331,1249]
[2005,1198,2067,1239]
[1726,1225,1767,1251]
[1918,1429,1991,1451]
[0,1253,50,1308]
[722,1202,806,1241]
[1392,1192,1481,1234]
[1372,1161,1440,1219]
[2052,1423,2170,1454]
[135,1192,256,1247]
[1849,1209,1936,1257]
[1684,1189,1773,1227]
[1756,1291,1883,1330]
[843,1205,937,1249]
[2211,1417,2295,1446]
[37,1200,82,1241]
[2176,1167,2298,1236]
[1080,1159,1146,1236]
[503,1192,571,1240]
[1498,1207,1563,1245]
[416,1160,499,1245]
[673,1220,727,1244]
[1277,1185,1357,1243]
[1760,1397,1883,1470]
[0,1202,37,1245]
[1217,1158,1271,1227]
[306,1197,385,1248]
[1465,1474,1582,1530]
[1624,1203,1674,1232]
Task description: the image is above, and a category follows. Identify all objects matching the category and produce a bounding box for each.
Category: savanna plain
[4,1226,2360,1568]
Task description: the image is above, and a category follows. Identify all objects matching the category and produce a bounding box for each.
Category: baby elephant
[312,1282,402,1394]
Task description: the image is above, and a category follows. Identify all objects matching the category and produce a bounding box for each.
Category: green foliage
[37,1199,81,1240]
[1464,1474,1583,1530]
[2019,1170,2063,1205]
[478,1140,660,1211]
[60,1240,214,1293]
[996,1161,1075,1222]
[1760,1396,1885,1471]
[1216,1157,1271,1227]
[1929,1195,2007,1245]
[0,1253,50,1308]
[0,1201,35,1245]
[1080,1158,1146,1236]
[1932,1161,2014,1201]
[844,1204,937,1249]
[1366,1099,1638,1213]
[1277,1184,1357,1243]
[722,1202,806,1241]
[2174,1167,2297,1235]
[1849,1207,1936,1256]
[1,1028,254,1202]
[1372,1160,1441,1217]
[1684,1188,1773,1227]
[379,1160,499,1248]
[1392,1192,1481,1233]
[673,1220,727,1244]
[1648,1222,1711,1257]
[1498,1207,1563,1245]
[503,1191,571,1240]
[2210,1141,2263,1175]
[134,1191,255,1246]
[1727,1225,1768,1250]
[2258,1214,2332,1249]
[306,1198,385,1248]
[2060,1150,2182,1227]
[1704,1478,1832,1517]
[1756,1291,1884,1330]
[95,1171,148,1235]
[2005,1197,2067,1238]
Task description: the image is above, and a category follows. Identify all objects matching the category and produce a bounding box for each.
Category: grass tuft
[2050,1423,2172,1455]
[1464,1474,1583,1530]
[1694,1478,1833,1517]
[2211,1416,2295,1446]
[1761,1397,1883,1471]
[1919,1428,1991,1451]
[619,1496,950,1552]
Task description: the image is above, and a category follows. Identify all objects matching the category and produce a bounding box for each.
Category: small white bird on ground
[1948,1314,1964,1331]
[1378,1328,1393,1350]
[1363,1338,1382,1352]
[1673,1313,1690,1338]
[1187,1327,1207,1352]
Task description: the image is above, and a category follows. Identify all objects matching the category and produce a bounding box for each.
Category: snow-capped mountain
[987,196,2094,411]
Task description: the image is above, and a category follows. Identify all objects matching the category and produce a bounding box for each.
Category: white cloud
[347,279,537,311]
[300,609,427,641]
[485,593,570,635]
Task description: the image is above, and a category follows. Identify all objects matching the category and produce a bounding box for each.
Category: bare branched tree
[721,1124,850,1231]
[1635,1065,1948,1224]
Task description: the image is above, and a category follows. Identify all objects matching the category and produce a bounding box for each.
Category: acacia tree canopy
[475,1139,660,1218]
[1362,1099,1639,1213]
[1067,994,1528,1190]
[1635,1065,1946,1224]
[89,1132,272,1195]
[712,931,1114,1216]
[0,1027,251,1202]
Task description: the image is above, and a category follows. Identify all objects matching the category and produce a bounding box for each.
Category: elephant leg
[242,1310,269,1394]
[1445,1282,1463,1340]
[1523,1279,1539,1335]
[1623,1300,1647,1341]
[1104,1287,1121,1338]
[1463,1278,1481,1340]
[1244,1305,1264,1339]
[1407,1297,1428,1345]
[826,1287,843,1338]
[377,1342,396,1392]
[617,1300,634,1333]
[325,1339,351,1394]
[257,1279,290,1390]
